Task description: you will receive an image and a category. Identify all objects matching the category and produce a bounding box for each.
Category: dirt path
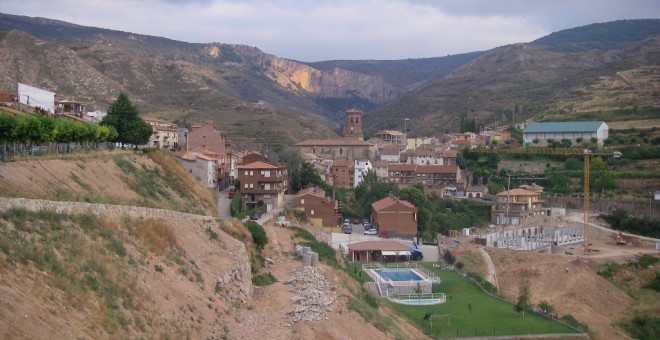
[478,247,498,288]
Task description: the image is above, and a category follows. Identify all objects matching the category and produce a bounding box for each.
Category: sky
[1,0,659,61]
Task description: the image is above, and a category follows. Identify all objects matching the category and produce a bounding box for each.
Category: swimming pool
[373,268,424,282]
[395,297,446,306]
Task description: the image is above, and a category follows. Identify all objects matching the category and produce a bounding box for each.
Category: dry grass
[607,118,660,129]
[457,249,488,278]
[148,150,218,216]
[219,219,252,247]
[125,219,179,255]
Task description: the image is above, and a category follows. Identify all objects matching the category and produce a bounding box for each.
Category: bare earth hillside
[478,214,659,340]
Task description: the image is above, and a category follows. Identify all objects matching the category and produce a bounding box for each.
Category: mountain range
[0,13,659,148]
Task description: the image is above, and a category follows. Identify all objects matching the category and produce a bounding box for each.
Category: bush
[244,221,268,250]
[252,272,277,286]
[230,190,243,218]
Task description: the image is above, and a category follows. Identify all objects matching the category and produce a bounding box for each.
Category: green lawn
[379,267,580,338]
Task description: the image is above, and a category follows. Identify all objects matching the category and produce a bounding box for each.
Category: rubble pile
[284,265,335,323]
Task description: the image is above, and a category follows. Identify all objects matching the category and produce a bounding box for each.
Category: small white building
[177,152,219,188]
[17,83,55,113]
[353,159,373,188]
[523,121,609,146]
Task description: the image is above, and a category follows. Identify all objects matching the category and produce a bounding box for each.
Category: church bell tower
[343,109,364,140]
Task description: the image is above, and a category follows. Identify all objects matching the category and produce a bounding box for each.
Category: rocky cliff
[203,43,399,104]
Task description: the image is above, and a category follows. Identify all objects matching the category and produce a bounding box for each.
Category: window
[245,170,249,176]
[250,184,254,188]
[300,199,305,205]
[244,183,248,189]
[310,209,315,215]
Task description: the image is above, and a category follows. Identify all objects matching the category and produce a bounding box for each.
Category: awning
[381,250,411,256]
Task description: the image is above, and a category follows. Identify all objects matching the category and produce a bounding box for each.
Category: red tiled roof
[371,196,416,211]
[236,161,279,169]
[332,159,353,167]
[388,164,417,172]
[349,240,410,252]
[380,143,401,155]
[296,187,326,198]
[296,139,375,146]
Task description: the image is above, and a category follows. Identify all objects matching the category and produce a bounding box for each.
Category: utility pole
[506,170,511,225]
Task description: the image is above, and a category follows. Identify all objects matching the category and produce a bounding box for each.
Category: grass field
[372,267,580,338]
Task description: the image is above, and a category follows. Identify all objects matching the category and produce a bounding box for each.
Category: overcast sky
[1,0,658,61]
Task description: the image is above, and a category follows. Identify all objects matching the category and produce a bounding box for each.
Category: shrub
[252,272,277,286]
[244,221,268,250]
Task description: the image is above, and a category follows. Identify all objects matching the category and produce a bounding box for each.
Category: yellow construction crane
[474,147,621,254]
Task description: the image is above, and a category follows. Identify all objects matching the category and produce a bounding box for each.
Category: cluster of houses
[3,83,615,233]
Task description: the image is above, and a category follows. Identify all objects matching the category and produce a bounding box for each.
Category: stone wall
[0,197,252,302]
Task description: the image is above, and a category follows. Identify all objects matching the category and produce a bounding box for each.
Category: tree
[538,300,555,315]
[443,250,456,265]
[515,277,531,315]
[456,261,464,273]
[101,92,152,145]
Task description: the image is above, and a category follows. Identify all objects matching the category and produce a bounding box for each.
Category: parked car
[343,225,353,234]
[363,228,378,235]
[343,218,350,226]
[250,211,262,220]
[379,231,391,239]
[352,218,361,225]
[228,191,235,199]
[361,218,370,225]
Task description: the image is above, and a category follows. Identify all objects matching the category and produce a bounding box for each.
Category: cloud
[0,0,658,61]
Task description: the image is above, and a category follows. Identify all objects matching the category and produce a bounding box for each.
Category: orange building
[295,187,339,229]
[371,196,418,238]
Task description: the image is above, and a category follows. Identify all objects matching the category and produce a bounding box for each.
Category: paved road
[217,187,232,219]
[479,247,498,289]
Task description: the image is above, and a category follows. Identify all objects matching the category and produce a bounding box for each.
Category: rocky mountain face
[204,43,398,104]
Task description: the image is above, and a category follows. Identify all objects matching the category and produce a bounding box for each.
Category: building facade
[353,160,373,188]
[143,117,179,149]
[187,122,233,189]
[331,159,354,188]
[371,196,418,238]
[294,187,339,229]
[237,161,287,212]
[296,109,377,161]
[491,188,549,225]
[177,152,219,188]
[388,164,461,192]
[522,121,609,146]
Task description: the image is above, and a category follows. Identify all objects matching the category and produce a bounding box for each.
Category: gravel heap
[283,265,335,323]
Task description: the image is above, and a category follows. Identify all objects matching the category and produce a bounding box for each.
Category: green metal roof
[523,121,606,133]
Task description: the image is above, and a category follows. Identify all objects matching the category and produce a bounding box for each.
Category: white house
[177,152,219,188]
[353,159,373,187]
[523,121,609,146]
[17,83,55,113]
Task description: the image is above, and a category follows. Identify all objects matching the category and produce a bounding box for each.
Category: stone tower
[343,109,364,140]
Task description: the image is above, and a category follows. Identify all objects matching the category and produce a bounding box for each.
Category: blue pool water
[373,269,423,282]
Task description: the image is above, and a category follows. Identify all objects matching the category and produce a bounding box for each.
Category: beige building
[143,117,179,149]
[296,109,377,161]
[491,187,549,225]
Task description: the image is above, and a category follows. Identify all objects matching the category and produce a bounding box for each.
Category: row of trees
[0,113,117,145]
[0,92,152,149]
